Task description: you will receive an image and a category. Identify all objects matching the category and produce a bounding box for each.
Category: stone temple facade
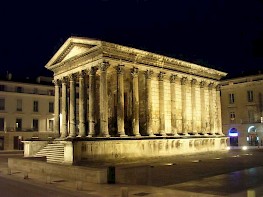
[24,37,228,164]
[47,37,227,137]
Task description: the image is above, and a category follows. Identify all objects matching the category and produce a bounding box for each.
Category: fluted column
[200,81,207,135]
[61,77,68,138]
[116,65,127,137]
[99,62,110,137]
[78,70,86,137]
[69,74,76,137]
[170,74,178,136]
[181,77,189,135]
[88,67,97,137]
[191,79,198,135]
[53,79,60,137]
[208,83,215,135]
[131,67,140,137]
[216,85,224,135]
[145,70,155,136]
[158,72,166,136]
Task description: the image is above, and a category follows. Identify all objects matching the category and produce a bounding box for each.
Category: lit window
[0,98,5,110]
[247,90,253,102]
[33,101,38,112]
[229,93,235,104]
[16,118,22,131]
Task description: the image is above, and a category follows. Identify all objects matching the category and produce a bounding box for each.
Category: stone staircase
[34,142,64,164]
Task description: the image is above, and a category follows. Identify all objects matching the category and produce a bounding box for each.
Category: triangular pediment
[45,37,102,69]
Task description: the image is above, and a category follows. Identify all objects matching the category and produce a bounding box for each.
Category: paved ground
[1,148,263,196]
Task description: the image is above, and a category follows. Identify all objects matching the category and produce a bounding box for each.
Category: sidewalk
[0,166,219,197]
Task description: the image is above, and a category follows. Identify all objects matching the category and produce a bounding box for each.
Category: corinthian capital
[191,79,197,86]
[89,67,98,76]
[99,61,110,71]
[208,83,215,90]
[116,64,124,74]
[144,69,153,79]
[216,84,221,91]
[131,67,139,78]
[78,70,87,78]
[158,72,165,81]
[69,73,77,81]
[181,77,188,85]
[52,79,61,86]
[200,81,206,88]
[170,74,177,83]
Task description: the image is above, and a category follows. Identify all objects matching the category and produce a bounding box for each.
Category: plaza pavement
[1,147,263,197]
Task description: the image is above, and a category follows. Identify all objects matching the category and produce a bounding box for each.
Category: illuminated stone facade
[220,74,263,146]
[45,37,226,138]
[24,37,228,164]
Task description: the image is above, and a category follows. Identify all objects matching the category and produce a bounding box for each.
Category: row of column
[53,63,223,138]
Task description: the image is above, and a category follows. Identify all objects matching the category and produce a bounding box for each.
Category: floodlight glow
[242,146,248,150]
[248,126,255,133]
[226,146,231,150]
[229,133,238,137]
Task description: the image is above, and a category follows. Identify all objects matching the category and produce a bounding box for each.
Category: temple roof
[45,36,227,80]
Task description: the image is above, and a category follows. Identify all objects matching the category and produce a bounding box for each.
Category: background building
[0,73,56,150]
[220,72,263,146]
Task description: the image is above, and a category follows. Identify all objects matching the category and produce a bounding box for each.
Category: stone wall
[79,137,228,162]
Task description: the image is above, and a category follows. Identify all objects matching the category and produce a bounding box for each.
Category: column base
[120,134,128,137]
[77,135,86,138]
[149,134,156,137]
[103,134,111,138]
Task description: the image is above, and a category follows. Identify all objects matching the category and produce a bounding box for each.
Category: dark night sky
[0,0,262,79]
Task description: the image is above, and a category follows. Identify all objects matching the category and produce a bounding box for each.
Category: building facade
[24,37,228,164]
[220,73,263,146]
[0,75,56,150]
[46,37,227,138]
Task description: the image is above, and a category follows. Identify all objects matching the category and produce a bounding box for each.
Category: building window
[229,93,235,104]
[0,118,4,131]
[16,118,22,131]
[16,87,23,93]
[49,102,54,113]
[0,85,5,91]
[33,88,38,94]
[248,110,255,123]
[0,98,5,110]
[33,101,38,112]
[48,120,54,131]
[230,112,236,122]
[48,89,54,96]
[247,90,254,102]
[33,119,39,131]
[17,99,22,111]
